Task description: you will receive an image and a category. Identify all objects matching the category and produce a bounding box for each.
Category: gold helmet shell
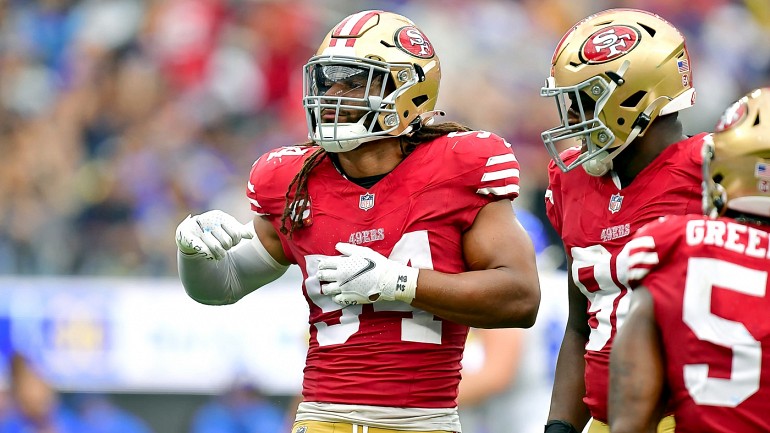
[541,8,696,175]
[703,87,770,219]
[303,10,441,152]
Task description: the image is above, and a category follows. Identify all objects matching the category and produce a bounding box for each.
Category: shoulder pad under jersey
[247,146,319,216]
[440,130,521,200]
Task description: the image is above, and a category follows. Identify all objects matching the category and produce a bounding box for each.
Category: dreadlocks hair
[279,142,326,237]
[280,121,473,237]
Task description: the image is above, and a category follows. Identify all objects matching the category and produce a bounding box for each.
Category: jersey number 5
[683,257,766,407]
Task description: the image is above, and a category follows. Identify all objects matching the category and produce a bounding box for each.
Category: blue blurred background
[0,0,767,432]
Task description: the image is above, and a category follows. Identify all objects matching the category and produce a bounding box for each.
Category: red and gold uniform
[544,133,707,422]
[248,131,519,411]
[626,215,770,433]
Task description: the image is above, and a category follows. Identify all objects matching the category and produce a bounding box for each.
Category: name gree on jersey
[686,219,770,259]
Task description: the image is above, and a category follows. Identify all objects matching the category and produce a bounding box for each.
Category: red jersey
[247,131,520,408]
[544,133,707,422]
[626,215,770,433]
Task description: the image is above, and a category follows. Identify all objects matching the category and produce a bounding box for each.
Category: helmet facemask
[541,74,616,173]
[541,9,697,177]
[701,136,726,218]
[303,56,420,153]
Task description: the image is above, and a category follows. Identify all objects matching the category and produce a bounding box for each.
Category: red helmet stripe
[332,14,355,37]
[347,10,381,36]
[329,10,382,48]
[333,10,381,37]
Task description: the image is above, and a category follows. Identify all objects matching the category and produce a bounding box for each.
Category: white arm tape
[178,234,289,305]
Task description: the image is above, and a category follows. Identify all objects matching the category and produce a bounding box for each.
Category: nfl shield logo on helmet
[359,192,375,211]
[608,193,624,213]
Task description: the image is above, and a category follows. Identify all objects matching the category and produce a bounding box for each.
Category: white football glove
[175,210,255,260]
[317,243,419,305]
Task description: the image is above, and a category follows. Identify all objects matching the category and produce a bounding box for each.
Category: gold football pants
[291,420,456,433]
[587,415,675,433]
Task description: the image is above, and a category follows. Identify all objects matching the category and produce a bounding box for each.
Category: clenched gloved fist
[317,243,419,305]
[175,210,254,260]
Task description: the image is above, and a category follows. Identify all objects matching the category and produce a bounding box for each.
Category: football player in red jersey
[174,10,541,433]
[609,87,770,433]
[539,9,707,433]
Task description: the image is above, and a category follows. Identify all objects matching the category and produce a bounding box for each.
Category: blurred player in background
[0,352,83,433]
[175,9,541,433]
[610,87,770,433]
[459,272,569,433]
[539,8,708,433]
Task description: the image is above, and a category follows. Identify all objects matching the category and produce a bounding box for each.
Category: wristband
[544,420,580,433]
[389,265,418,303]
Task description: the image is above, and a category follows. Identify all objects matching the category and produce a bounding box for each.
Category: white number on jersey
[265,146,314,162]
[571,245,632,351]
[305,231,442,346]
[683,257,766,407]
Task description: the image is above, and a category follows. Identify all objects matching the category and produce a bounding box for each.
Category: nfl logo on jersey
[608,193,623,213]
[359,192,375,211]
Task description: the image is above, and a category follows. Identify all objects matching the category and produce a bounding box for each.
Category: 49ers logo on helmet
[580,25,641,64]
[715,99,747,132]
[395,26,434,59]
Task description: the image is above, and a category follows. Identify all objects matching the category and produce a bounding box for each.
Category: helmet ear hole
[412,95,428,107]
[620,90,647,108]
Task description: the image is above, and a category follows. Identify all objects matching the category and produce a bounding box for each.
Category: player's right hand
[175,210,254,260]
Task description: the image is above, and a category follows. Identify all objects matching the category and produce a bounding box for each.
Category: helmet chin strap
[582,96,670,177]
[319,110,446,152]
[582,130,639,177]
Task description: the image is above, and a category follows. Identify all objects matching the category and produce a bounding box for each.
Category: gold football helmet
[541,8,696,176]
[703,87,770,219]
[303,10,441,152]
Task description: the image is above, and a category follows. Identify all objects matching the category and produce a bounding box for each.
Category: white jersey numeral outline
[571,244,632,351]
[682,257,766,407]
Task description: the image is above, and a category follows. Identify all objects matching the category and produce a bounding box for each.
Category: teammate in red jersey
[609,87,770,433]
[174,10,541,433]
[539,8,706,433]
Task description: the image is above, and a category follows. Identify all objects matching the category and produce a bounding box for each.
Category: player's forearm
[547,326,591,430]
[608,356,663,433]
[409,267,540,328]
[609,288,665,433]
[178,251,243,305]
[178,236,288,305]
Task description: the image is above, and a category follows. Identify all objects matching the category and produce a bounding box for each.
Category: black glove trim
[544,420,580,433]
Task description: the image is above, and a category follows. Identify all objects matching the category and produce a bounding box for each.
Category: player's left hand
[317,243,418,305]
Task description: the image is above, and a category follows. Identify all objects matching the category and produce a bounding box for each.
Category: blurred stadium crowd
[1,0,769,276]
